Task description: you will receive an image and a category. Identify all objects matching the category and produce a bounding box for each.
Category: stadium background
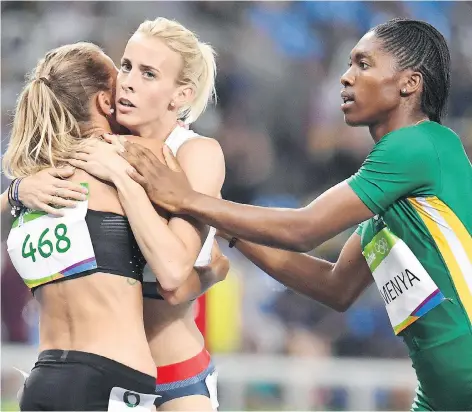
[1,1,471,410]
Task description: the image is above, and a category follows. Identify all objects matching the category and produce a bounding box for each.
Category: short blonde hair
[136,17,217,124]
[3,42,113,178]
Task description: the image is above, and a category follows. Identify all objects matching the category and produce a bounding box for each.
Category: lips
[117,97,136,108]
[341,90,355,104]
[340,90,355,111]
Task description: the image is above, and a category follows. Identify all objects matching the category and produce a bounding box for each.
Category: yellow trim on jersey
[408,196,472,321]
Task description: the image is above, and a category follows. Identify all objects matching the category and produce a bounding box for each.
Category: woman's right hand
[18,167,88,216]
[68,137,131,183]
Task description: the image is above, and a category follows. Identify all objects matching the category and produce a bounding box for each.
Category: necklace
[415,118,429,126]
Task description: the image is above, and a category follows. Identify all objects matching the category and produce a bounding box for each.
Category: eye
[359,61,369,70]
[143,71,155,79]
[121,61,131,72]
[348,61,352,68]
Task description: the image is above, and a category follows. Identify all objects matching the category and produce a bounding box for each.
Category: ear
[400,70,423,96]
[96,91,114,116]
[172,85,195,110]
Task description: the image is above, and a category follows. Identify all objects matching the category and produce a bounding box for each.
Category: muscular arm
[123,143,373,253]
[179,182,372,253]
[159,241,230,305]
[113,138,225,291]
[228,232,373,311]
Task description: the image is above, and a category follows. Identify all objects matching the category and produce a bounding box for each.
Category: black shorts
[20,350,157,411]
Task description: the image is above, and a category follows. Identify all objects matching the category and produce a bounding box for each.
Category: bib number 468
[22,223,71,262]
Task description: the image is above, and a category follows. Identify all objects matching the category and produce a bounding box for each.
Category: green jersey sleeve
[347,127,438,215]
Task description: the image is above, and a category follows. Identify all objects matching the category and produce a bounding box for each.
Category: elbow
[332,298,353,313]
[293,241,314,254]
[289,233,315,253]
[160,290,186,306]
[288,221,319,253]
[152,261,194,292]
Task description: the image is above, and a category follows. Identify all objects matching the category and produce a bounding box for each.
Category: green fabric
[349,122,472,410]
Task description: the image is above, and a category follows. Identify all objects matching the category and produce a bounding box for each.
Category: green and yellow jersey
[348,121,472,410]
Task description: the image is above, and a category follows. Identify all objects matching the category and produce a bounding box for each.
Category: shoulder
[176,136,225,170]
[176,136,225,192]
[369,125,437,166]
[177,136,223,158]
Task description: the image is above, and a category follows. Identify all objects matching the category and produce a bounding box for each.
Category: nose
[121,82,134,93]
[119,71,135,93]
[340,67,354,87]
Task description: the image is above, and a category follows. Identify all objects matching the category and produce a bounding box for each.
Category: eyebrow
[350,51,374,61]
[139,64,159,73]
[121,57,160,73]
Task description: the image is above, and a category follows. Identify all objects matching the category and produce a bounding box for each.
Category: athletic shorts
[409,334,472,411]
[155,348,218,410]
[20,349,158,411]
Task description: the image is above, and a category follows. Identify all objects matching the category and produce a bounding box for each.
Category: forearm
[160,255,229,305]
[1,190,14,242]
[179,193,317,252]
[232,239,349,311]
[113,174,194,291]
[174,182,373,253]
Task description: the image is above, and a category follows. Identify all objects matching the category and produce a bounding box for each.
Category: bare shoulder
[68,168,124,215]
[176,136,225,194]
[177,136,224,159]
[176,137,225,171]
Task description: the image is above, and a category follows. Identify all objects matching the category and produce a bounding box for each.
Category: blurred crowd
[2,0,472,387]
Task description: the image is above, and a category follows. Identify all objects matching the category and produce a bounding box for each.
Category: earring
[401,88,407,94]
[170,101,175,108]
[109,108,115,114]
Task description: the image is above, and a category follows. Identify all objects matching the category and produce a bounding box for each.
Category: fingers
[126,167,147,187]
[54,180,88,195]
[34,201,65,217]
[70,152,89,161]
[68,159,88,170]
[102,133,116,144]
[162,145,181,172]
[44,195,78,209]
[51,188,87,202]
[103,133,128,146]
[47,167,75,178]
[210,239,223,261]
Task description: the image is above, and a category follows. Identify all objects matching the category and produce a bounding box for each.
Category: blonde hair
[3,42,113,178]
[136,17,217,124]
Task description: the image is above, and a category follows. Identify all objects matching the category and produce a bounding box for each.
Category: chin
[116,114,136,130]
[343,115,366,127]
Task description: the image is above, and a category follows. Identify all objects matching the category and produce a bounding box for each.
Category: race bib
[108,387,160,411]
[363,227,445,334]
[205,370,219,410]
[7,195,97,289]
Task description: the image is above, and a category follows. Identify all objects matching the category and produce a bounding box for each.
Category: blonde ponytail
[187,42,217,124]
[2,42,114,178]
[136,18,217,124]
[3,78,81,178]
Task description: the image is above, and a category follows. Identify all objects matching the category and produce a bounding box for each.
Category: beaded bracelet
[8,178,24,217]
[228,237,238,248]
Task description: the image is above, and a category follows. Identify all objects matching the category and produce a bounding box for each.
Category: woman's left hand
[68,138,131,182]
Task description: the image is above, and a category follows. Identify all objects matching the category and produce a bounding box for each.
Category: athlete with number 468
[1,40,227,411]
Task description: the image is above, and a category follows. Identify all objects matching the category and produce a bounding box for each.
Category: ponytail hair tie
[39,77,51,87]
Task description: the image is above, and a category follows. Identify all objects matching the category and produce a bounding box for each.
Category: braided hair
[372,18,451,124]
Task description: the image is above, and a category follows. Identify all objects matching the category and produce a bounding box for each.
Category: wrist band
[8,178,25,217]
[228,237,238,248]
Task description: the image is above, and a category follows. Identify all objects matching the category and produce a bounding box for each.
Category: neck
[369,111,429,143]
[82,124,112,139]
[131,113,178,141]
